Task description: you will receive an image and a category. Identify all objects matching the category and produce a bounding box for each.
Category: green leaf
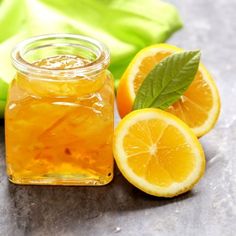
[133,50,201,110]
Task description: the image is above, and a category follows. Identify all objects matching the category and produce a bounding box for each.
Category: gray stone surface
[1,0,236,235]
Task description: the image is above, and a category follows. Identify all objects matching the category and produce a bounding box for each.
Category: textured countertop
[1,1,236,235]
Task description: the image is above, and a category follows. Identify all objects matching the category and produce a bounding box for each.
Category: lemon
[113,108,205,197]
[116,44,221,137]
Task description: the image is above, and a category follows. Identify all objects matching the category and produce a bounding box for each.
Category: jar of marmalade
[5,34,114,185]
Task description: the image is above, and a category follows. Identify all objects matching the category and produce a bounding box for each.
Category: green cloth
[0,0,182,117]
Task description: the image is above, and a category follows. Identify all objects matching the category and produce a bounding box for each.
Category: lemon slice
[113,108,205,197]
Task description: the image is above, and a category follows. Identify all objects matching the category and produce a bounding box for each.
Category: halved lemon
[116,44,221,137]
[113,108,205,198]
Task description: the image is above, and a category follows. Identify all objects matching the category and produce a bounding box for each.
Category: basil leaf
[133,50,201,110]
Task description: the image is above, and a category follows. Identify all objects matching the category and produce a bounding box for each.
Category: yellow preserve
[5,34,114,185]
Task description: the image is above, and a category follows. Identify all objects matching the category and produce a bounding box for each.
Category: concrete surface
[0,0,236,235]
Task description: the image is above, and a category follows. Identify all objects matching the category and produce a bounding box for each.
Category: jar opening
[11,34,110,79]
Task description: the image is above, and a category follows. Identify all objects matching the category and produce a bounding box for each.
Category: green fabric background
[0,0,182,117]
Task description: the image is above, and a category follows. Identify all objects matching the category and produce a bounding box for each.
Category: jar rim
[11,33,110,79]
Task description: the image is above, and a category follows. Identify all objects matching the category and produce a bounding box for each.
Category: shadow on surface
[0,119,4,125]
[5,167,196,234]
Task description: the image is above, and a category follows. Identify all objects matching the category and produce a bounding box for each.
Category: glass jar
[5,34,114,185]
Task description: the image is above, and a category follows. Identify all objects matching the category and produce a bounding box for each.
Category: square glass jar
[5,34,114,185]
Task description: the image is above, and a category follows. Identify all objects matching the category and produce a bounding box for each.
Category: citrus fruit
[116,44,221,137]
[113,108,205,198]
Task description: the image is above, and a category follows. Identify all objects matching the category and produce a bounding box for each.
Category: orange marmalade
[5,34,114,185]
